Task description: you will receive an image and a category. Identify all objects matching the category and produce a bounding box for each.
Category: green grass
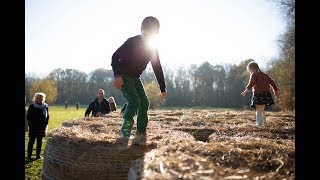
[25,105,87,179]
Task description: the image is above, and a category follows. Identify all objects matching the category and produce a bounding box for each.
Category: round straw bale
[42,118,195,179]
[42,119,144,180]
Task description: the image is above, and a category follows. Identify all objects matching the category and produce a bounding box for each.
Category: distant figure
[27,92,49,161]
[111,16,167,138]
[65,100,68,109]
[76,102,79,110]
[85,89,111,117]
[241,61,279,126]
[25,96,28,133]
[108,97,117,111]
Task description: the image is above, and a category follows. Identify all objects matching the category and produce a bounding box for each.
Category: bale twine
[42,118,195,180]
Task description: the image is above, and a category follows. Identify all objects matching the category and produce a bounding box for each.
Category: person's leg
[260,104,266,125]
[256,105,264,126]
[120,76,141,138]
[27,135,36,159]
[134,78,149,133]
[36,136,43,158]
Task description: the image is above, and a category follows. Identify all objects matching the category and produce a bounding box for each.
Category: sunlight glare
[146,34,160,50]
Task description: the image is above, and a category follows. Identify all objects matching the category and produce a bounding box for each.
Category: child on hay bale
[85,89,111,117]
[27,92,49,161]
[241,61,279,126]
[111,16,167,138]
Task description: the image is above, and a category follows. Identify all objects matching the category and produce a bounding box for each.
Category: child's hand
[160,92,167,99]
[241,89,249,96]
[114,76,123,90]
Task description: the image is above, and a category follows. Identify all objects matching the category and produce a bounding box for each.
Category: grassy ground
[25,105,88,179]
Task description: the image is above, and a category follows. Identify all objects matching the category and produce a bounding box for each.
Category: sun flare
[146,34,160,50]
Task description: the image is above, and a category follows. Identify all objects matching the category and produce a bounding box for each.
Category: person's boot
[27,147,33,161]
[26,156,32,162]
[132,131,146,146]
[35,155,43,159]
[261,116,267,126]
[256,113,263,126]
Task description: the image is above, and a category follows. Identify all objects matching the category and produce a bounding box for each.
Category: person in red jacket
[241,61,279,126]
[27,92,49,161]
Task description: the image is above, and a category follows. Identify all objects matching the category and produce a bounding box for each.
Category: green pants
[120,75,149,137]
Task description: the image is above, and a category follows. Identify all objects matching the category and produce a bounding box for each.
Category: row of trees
[265,0,295,110]
[25,59,276,110]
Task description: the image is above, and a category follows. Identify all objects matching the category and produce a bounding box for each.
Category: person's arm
[268,75,279,97]
[150,50,166,93]
[112,39,131,90]
[27,105,33,123]
[241,72,257,96]
[84,101,94,117]
[45,106,49,126]
[111,39,130,77]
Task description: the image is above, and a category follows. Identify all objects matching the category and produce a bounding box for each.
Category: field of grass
[25,105,295,179]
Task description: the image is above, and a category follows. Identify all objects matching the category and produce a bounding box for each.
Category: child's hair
[247,61,260,72]
[33,92,46,102]
[108,96,117,111]
[141,16,160,31]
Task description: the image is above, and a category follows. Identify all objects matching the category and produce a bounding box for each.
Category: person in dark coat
[25,96,28,133]
[85,89,111,117]
[27,92,49,161]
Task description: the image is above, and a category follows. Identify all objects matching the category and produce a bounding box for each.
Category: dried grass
[42,109,295,179]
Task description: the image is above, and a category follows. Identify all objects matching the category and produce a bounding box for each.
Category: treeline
[25,59,285,110]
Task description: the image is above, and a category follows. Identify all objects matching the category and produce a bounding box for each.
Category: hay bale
[42,118,195,180]
[42,110,295,179]
[42,118,144,180]
[129,143,231,179]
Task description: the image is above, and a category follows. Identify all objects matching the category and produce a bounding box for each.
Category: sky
[25,0,286,76]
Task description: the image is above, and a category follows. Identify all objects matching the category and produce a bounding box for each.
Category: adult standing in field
[25,96,28,133]
[241,61,279,126]
[27,92,49,161]
[111,16,167,138]
[85,89,111,117]
[65,100,68,109]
